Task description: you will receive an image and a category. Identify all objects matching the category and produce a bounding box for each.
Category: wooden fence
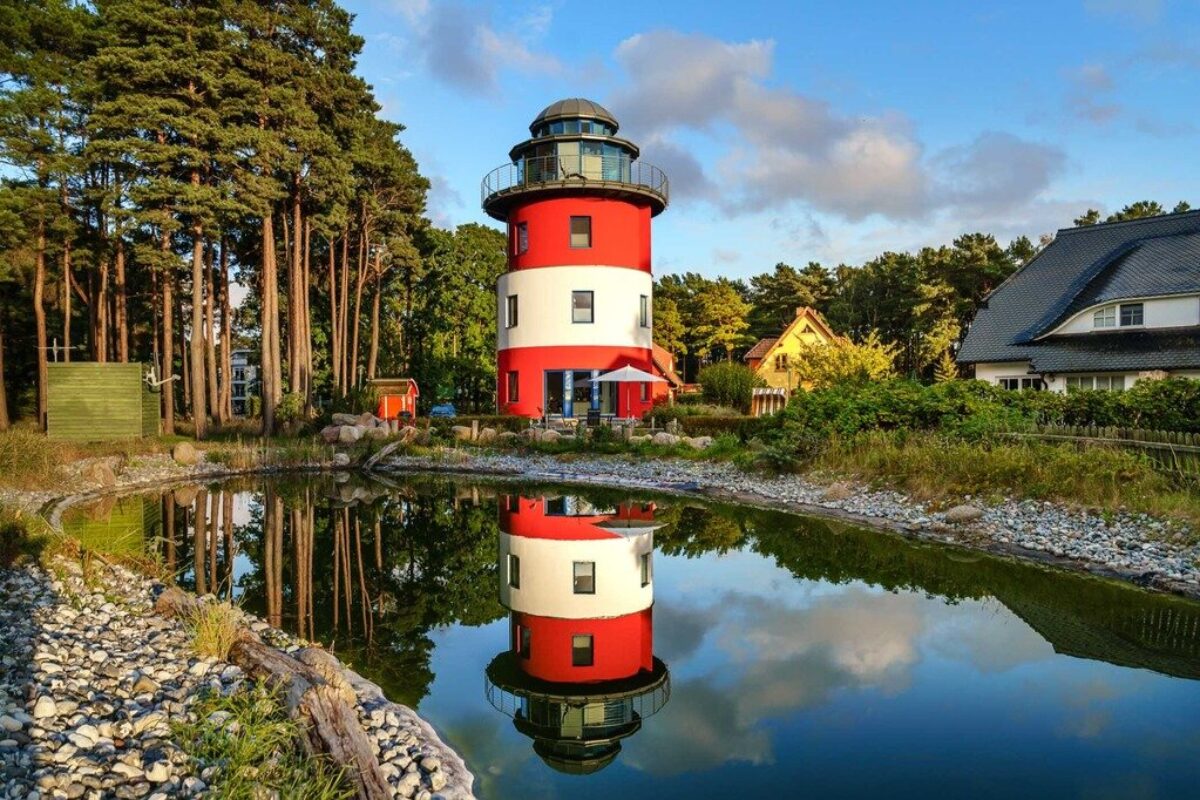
[1003,425,1200,480]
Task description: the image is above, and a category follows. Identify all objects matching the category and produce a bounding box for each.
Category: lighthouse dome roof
[531,98,618,132]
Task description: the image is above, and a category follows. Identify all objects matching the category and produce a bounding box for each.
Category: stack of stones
[321,413,424,447]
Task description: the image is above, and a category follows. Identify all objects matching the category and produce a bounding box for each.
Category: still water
[63,475,1200,799]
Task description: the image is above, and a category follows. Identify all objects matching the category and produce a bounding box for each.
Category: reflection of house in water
[486,495,670,774]
[61,495,162,556]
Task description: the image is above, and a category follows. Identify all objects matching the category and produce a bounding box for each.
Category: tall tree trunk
[219,238,233,421]
[328,238,341,397]
[61,258,71,363]
[350,220,369,391]
[34,218,48,429]
[288,179,302,403]
[181,304,190,414]
[204,240,220,424]
[301,217,312,413]
[160,227,176,435]
[95,240,109,363]
[367,266,381,380]
[261,211,280,435]
[0,308,9,431]
[189,210,207,439]
[338,231,350,395]
[114,235,129,362]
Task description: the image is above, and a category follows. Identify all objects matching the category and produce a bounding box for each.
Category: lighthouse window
[572,290,594,324]
[514,222,528,255]
[640,552,651,586]
[569,216,592,248]
[572,635,594,667]
[573,561,595,594]
[508,554,520,589]
[506,294,518,328]
[507,371,519,403]
[640,295,649,327]
[519,625,531,660]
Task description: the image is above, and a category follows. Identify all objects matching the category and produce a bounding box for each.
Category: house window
[517,624,531,660]
[508,553,520,589]
[512,222,528,255]
[1093,306,1116,328]
[572,290,594,323]
[774,353,789,372]
[999,377,1045,391]
[1066,375,1125,391]
[1119,303,1144,327]
[572,634,594,667]
[640,295,649,328]
[573,561,595,594]
[570,216,592,248]
[505,294,518,328]
[640,552,651,587]
[507,371,519,403]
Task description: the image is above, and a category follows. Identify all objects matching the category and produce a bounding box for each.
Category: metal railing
[482,154,669,207]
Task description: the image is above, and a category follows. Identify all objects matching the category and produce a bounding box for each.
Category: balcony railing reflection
[482,154,669,208]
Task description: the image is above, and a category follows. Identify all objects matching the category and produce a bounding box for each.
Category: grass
[183,600,244,660]
[173,682,353,800]
[205,437,335,471]
[814,431,1200,531]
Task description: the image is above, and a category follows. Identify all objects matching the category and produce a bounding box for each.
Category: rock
[131,675,159,695]
[332,452,351,467]
[496,431,519,443]
[539,430,562,443]
[320,425,343,444]
[0,715,21,733]
[111,762,143,780]
[31,696,56,719]
[477,427,498,444]
[173,484,200,507]
[171,441,198,466]
[429,771,448,792]
[822,481,854,501]
[398,425,419,444]
[629,434,651,444]
[945,504,984,524]
[338,425,363,444]
[144,761,170,783]
[331,413,359,426]
[356,412,379,428]
[651,432,680,446]
[81,460,117,487]
[686,436,713,449]
[364,425,389,440]
[450,425,473,441]
[419,756,441,772]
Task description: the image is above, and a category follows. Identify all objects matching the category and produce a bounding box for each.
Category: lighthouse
[485,493,670,774]
[482,98,669,418]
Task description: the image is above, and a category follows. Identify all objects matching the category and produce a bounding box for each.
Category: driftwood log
[155,587,390,799]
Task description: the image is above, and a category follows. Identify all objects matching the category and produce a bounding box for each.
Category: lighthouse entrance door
[544,370,616,418]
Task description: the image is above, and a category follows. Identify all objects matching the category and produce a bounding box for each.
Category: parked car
[429,403,457,418]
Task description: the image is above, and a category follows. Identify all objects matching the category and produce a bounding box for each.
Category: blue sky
[346,0,1200,278]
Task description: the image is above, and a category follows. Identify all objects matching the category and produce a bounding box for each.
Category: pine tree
[934,350,959,383]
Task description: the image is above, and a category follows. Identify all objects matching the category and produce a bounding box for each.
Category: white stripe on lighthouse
[497,266,653,351]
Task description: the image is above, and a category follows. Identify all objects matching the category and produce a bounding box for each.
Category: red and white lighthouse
[482,98,669,419]
[485,494,670,774]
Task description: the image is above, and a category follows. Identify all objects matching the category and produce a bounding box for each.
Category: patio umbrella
[590,365,666,419]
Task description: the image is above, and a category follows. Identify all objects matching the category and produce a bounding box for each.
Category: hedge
[679,415,770,441]
[429,414,530,433]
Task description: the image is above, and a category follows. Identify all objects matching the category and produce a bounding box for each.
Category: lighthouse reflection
[485,494,671,774]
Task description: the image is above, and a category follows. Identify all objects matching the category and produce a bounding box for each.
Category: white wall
[1053,295,1200,335]
[497,266,653,351]
[498,531,653,619]
[971,361,1192,393]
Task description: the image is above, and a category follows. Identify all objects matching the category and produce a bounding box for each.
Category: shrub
[791,331,898,388]
[643,401,739,423]
[186,601,243,660]
[698,362,761,411]
[276,392,306,425]
[678,415,769,440]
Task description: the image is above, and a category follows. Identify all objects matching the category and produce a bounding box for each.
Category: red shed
[368,377,420,420]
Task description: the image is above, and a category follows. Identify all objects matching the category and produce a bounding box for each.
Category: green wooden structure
[47,362,161,441]
[61,494,163,556]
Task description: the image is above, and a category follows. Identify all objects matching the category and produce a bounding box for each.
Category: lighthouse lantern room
[482,98,669,419]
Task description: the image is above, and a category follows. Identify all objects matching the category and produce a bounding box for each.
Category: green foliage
[792,331,898,388]
[0,426,67,488]
[173,682,352,800]
[698,362,761,412]
[678,415,768,441]
[276,392,305,425]
[643,401,739,423]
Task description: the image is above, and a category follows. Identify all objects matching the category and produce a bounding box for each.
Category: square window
[507,371,519,403]
[572,634,594,667]
[774,353,789,371]
[999,378,1021,391]
[640,552,651,587]
[1120,303,1144,326]
[570,216,592,248]
[640,295,649,328]
[1094,307,1116,328]
[508,553,520,589]
[572,290,594,324]
[506,294,518,328]
[573,561,595,594]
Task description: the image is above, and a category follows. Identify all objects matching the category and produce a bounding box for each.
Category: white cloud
[608,30,1062,222]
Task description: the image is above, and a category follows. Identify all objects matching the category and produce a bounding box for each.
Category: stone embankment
[0,558,474,800]
[378,450,1200,598]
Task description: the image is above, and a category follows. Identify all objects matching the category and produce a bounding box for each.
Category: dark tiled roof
[1026,327,1200,372]
[958,211,1200,368]
[744,338,777,360]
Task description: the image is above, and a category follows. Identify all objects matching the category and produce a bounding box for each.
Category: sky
[345,0,1200,279]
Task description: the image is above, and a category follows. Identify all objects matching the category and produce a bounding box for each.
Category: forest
[0,0,1191,437]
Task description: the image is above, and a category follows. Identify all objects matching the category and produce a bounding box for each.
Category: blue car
[429,403,457,418]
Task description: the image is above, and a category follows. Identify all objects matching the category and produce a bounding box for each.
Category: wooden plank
[47,363,152,441]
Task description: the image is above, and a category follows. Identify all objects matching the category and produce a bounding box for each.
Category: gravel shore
[379,450,1200,598]
[0,557,475,800]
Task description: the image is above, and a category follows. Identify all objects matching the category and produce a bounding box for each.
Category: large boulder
[81,460,117,488]
[539,429,562,443]
[363,425,389,440]
[651,432,680,447]
[398,425,419,443]
[821,481,854,502]
[331,413,359,426]
[356,412,379,428]
[331,452,351,467]
[496,431,519,444]
[337,425,363,445]
[944,504,984,524]
[685,436,714,450]
[450,425,474,441]
[172,441,198,466]
[320,425,343,444]
[172,484,200,508]
[629,434,652,445]
[519,428,539,441]
[477,427,498,444]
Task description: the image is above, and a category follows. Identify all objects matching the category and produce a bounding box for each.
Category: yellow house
[744,307,841,391]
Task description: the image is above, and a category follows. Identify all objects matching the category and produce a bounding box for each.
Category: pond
[63,474,1200,799]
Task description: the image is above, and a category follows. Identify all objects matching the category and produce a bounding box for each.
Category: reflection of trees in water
[160,476,506,707]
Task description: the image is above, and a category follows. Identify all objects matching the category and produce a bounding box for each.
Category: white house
[959,211,1200,392]
[230,349,258,415]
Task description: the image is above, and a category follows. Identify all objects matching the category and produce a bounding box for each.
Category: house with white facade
[958,211,1200,392]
